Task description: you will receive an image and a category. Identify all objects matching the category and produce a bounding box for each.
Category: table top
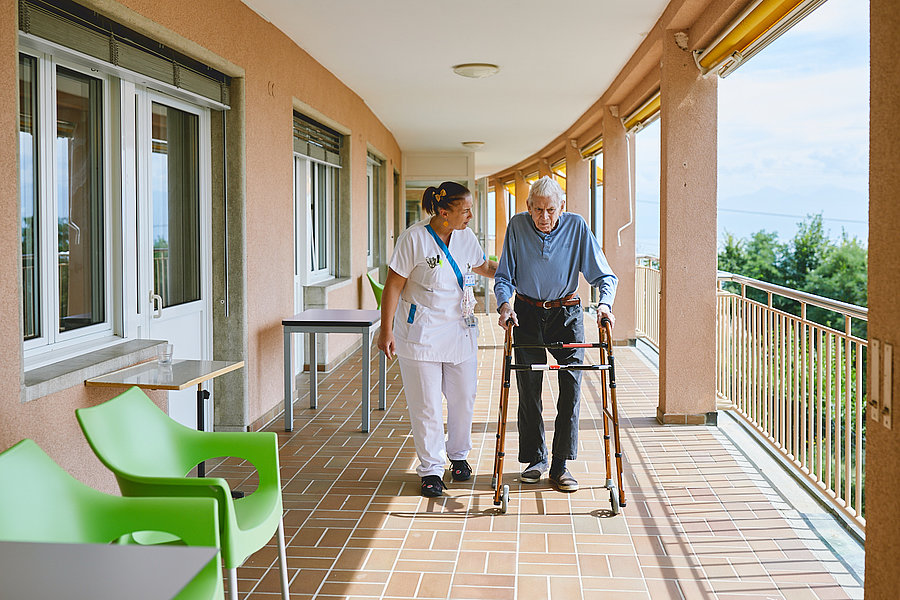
[85,359,244,391]
[0,540,218,600]
[283,308,381,328]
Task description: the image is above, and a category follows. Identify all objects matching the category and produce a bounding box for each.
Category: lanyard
[425,224,464,290]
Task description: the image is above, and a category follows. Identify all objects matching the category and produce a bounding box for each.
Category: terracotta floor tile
[215,320,862,599]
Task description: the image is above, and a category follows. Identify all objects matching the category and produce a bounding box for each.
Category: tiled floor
[211,314,863,599]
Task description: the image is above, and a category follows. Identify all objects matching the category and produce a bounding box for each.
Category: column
[601,107,637,343]
[565,140,592,305]
[865,0,900,596]
[658,29,718,425]
[514,170,529,214]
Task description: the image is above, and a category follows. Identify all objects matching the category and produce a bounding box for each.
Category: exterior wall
[1,0,400,487]
[865,0,900,596]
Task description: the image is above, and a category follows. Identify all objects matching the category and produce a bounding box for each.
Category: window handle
[151,293,163,319]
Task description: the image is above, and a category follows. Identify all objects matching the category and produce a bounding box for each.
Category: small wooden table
[86,359,244,476]
[0,540,218,600]
[283,309,386,433]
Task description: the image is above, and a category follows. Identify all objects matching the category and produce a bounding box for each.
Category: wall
[0,0,401,488]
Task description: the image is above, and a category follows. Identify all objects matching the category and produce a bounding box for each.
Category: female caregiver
[377,181,497,497]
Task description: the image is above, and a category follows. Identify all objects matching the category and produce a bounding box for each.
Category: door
[137,91,212,429]
[292,154,307,376]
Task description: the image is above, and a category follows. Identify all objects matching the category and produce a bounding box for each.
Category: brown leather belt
[516,292,580,309]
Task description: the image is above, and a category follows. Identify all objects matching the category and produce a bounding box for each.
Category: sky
[633,0,869,257]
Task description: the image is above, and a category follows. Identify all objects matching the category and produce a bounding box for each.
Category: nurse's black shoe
[421,475,445,497]
[450,460,472,482]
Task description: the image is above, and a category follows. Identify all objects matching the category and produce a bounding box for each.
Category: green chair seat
[0,439,223,600]
[77,387,289,600]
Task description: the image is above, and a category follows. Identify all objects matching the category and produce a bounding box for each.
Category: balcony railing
[635,255,660,348]
[634,259,867,531]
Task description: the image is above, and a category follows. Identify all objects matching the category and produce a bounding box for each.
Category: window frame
[20,48,116,359]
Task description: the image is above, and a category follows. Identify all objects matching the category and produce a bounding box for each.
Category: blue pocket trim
[407,304,417,324]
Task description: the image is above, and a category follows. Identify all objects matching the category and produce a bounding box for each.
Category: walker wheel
[501,484,509,514]
[609,485,620,516]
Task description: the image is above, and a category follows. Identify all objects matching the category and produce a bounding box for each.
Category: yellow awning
[623,92,660,131]
[580,137,603,159]
[697,0,823,76]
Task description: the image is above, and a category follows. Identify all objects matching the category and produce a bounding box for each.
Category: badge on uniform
[426,255,440,268]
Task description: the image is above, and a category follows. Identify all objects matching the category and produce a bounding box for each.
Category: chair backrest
[366,272,384,308]
[76,387,197,479]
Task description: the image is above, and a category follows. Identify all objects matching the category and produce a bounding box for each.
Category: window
[20,51,110,349]
[293,113,342,281]
[367,153,384,268]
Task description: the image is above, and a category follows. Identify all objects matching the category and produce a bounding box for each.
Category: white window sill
[23,339,166,403]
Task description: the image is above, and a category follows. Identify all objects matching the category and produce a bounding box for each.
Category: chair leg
[227,567,238,600]
[277,516,290,599]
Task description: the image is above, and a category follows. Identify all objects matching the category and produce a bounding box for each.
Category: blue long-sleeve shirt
[494,212,618,308]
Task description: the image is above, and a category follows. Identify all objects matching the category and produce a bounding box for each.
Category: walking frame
[491,311,626,515]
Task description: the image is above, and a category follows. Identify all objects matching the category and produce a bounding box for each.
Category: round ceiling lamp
[452,63,500,79]
[461,141,485,150]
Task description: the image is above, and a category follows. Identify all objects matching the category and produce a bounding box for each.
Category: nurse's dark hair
[422,181,470,215]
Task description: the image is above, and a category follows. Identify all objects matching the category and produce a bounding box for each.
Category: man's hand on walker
[598,303,616,328]
[498,303,518,330]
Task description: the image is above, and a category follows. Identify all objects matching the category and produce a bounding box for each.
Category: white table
[85,359,244,476]
[283,309,386,432]
[0,540,218,600]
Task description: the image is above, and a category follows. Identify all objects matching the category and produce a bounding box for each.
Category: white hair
[526,175,565,207]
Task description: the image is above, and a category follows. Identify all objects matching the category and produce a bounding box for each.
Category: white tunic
[389,219,486,364]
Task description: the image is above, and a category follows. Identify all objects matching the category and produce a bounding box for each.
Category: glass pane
[56,66,104,333]
[316,163,327,270]
[151,102,200,307]
[20,55,39,340]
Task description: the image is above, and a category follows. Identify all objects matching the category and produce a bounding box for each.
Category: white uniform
[389,219,486,478]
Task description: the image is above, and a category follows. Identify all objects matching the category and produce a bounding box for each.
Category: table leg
[197,384,209,477]
[379,347,386,410]
[309,332,317,409]
[284,328,293,432]
[361,329,370,433]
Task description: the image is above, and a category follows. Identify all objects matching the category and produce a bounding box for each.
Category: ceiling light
[461,141,485,150]
[452,63,500,79]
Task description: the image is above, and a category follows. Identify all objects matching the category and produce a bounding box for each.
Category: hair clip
[436,189,447,199]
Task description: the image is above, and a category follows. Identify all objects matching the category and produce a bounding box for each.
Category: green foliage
[718,213,868,332]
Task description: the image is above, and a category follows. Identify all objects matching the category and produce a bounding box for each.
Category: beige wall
[1,0,400,487]
[865,0,900,596]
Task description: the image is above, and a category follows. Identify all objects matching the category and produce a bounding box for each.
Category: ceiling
[240,0,670,179]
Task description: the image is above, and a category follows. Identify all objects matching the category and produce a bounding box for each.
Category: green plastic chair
[366,271,384,308]
[0,439,223,600]
[76,387,289,600]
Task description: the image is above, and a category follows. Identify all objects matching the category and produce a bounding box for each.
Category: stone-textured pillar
[514,170,529,214]
[539,159,553,178]
[564,141,592,303]
[492,179,508,260]
[865,0,900,596]
[602,107,637,342]
[657,29,718,425]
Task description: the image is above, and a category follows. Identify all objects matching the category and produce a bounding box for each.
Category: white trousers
[398,355,477,478]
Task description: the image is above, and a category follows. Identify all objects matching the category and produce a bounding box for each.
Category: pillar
[514,170,529,214]
[657,29,718,425]
[865,0,900,596]
[602,107,637,343]
[565,140,592,303]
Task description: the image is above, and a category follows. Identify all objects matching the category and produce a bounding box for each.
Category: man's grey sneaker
[548,469,579,492]
[520,463,545,483]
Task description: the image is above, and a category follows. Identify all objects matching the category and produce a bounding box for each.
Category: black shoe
[450,460,472,482]
[520,463,546,483]
[421,475,445,497]
[548,469,579,492]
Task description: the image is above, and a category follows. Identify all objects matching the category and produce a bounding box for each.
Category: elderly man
[494,176,617,492]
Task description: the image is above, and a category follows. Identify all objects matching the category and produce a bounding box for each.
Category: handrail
[718,270,868,321]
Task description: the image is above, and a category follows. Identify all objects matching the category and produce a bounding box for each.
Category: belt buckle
[542,300,552,309]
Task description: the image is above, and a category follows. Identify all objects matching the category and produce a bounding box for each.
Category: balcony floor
[215,314,863,599]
